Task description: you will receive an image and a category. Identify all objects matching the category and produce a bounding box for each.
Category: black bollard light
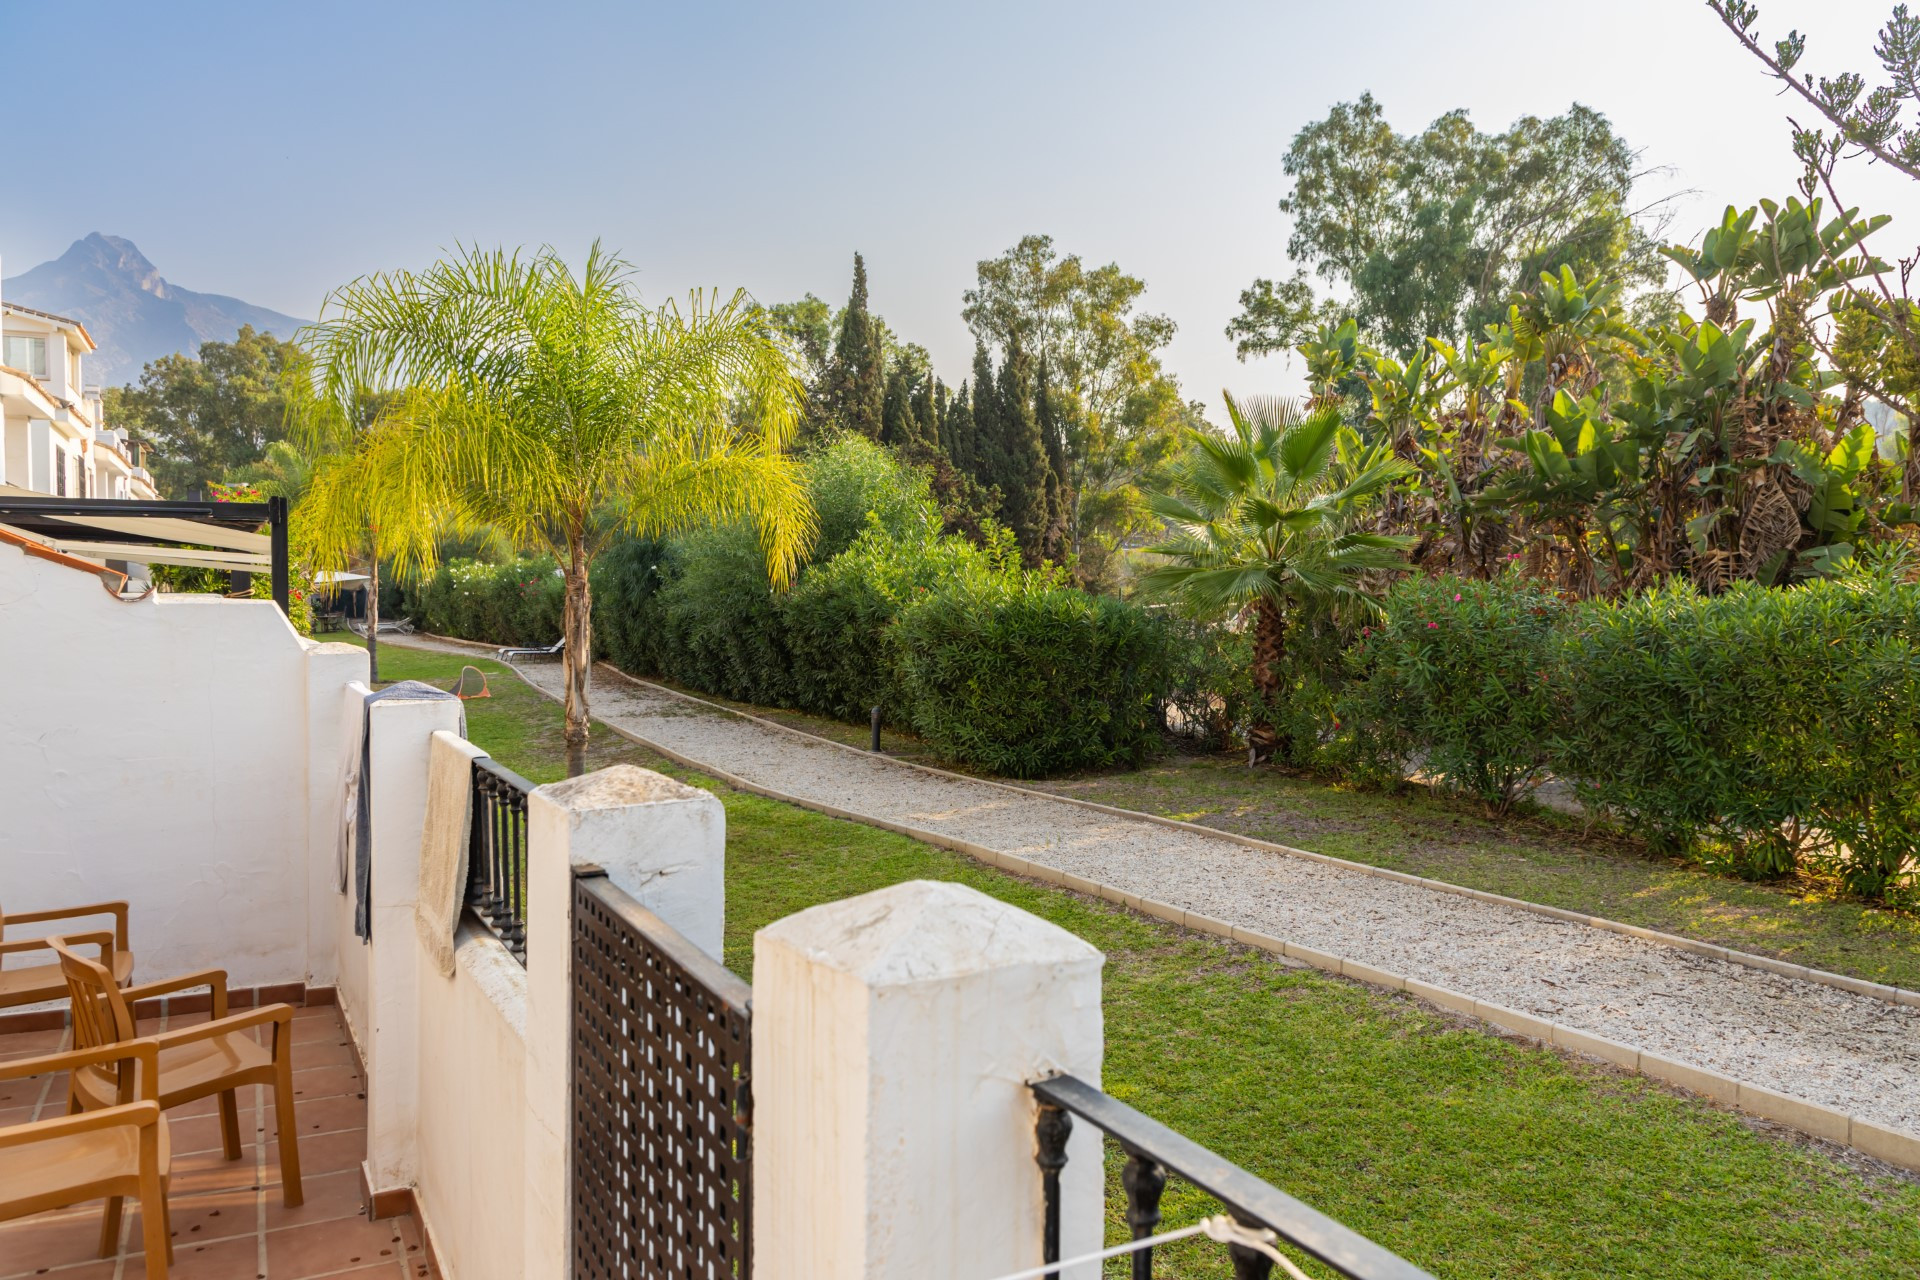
[871,705,883,753]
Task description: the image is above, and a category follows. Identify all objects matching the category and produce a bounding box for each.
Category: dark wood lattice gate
[571,870,752,1279]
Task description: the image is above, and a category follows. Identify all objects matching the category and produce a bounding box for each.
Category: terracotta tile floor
[0,1005,435,1280]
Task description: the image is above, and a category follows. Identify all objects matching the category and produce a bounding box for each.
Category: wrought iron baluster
[503,789,527,960]
[1034,1101,1072,1278]
[1121,1146,1168,1280]
[1228,1213,1277,1280]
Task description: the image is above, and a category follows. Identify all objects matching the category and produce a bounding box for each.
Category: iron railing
[572,870,752,1280]
[467,755,533,964]
[1032,1074,1434,1280]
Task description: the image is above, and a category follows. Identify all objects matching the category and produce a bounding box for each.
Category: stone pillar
[361,691,465,1208]
[523,764,728,1280]
[751,879,1106,1280]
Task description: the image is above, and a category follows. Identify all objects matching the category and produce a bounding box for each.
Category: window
[2,335,48,378]
[54,447,67,496]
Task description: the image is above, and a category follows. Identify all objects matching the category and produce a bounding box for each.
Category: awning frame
[0,495,290,617]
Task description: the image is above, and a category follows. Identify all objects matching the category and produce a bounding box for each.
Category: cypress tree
[881,363,916,448]
[820,253,885,438]
[995,340,1050,563]
[911,374,939,453]
[945,382,975,473]
[968,341,1000,489]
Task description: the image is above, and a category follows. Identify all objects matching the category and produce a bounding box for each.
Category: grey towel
[352,681,464,943]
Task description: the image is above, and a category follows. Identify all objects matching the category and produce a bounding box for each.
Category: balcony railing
[468,755,533,964]
[1031,1074,1434,1280]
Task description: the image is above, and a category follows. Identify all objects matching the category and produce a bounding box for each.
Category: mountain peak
[66,233,165,296]
[3,236,308,385]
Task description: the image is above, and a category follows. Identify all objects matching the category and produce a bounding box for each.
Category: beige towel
[416,730,489,978]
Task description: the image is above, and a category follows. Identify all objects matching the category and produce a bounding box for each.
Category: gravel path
[396,635,1920,1138]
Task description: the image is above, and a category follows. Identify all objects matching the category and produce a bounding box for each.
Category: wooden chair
[50,939,304,1207]
[0,1039,171,1276]
[0,901,133,1009]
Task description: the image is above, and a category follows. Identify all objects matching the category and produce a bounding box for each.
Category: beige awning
[44,539,270,572]
[37,512,270,555]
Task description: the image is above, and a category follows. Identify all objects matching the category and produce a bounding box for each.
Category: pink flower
[1428,621,1439,629]
[1453,593,1462,602]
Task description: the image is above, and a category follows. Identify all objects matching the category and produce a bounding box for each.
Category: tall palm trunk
[365,533,381,684]
[561,534,594,777]
[1248,597,1289,765]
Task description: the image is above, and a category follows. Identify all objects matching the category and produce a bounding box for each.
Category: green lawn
[591,664,1920,993]
[363,641,1920,1278]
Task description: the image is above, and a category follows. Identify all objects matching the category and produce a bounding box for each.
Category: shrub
[648,525,795,707]
[591,536,671,672]
[1554,574,1920,890]
[803,434,935,562]
[1338,574,1564,811]
[409,555,564,647]
[891,575,1173,777]
[782,522,1001,723]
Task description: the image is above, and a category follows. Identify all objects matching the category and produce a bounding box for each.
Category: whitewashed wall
[413,924,527,1280]
[0,545,366,988]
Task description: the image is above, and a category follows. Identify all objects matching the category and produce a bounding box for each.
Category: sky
[6,0,1918,416]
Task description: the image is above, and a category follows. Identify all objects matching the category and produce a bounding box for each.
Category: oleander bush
[1552,574,1920,892]
[782,521,1003,723]
[891,574,1174,777]
[409,555,565,648]
[1339,574,1565,812]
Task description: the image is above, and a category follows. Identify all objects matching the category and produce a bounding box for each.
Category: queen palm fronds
[297,242,813,773]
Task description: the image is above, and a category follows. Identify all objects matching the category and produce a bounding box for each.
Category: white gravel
[397,635,1920,1138]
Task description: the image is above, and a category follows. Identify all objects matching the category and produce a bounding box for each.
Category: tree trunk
[1247,597,1289,765]
[366,540,381,685]
[561,536,594,778]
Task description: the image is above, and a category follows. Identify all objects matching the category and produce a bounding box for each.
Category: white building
[0,298,158,500]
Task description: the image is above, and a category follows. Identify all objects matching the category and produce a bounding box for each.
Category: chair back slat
[50,937,136,1049]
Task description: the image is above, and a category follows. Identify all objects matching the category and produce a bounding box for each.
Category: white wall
[0,544,366,988]
[414,924,527,1280]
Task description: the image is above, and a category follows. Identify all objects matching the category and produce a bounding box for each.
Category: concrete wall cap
[756,879,1103,985]
[536,762,710,810]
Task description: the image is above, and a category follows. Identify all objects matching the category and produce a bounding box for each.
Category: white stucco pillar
[523,764,728,1280]
[361,692,465,1206]
[751,879,1106,1280]
[302,642,370,992]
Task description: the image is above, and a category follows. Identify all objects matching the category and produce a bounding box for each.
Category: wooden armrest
[119,968,228,1015]
[6,902,128,951]
[0,1099,161,1147]
[0,1039,160,1093]
[7,930,116,970]
[152,1004,293,1051]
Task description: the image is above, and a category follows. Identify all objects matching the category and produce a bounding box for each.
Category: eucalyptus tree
[1142,396,1414,763]
[301,243,814,774]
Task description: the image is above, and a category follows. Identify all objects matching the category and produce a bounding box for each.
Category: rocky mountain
[2,234,308,386]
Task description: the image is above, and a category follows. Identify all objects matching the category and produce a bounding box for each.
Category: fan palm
[299,243,814,774]
[1142,394,1415,762]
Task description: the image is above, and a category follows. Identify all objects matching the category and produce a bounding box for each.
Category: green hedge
[1553,576,1920,893]
[782,524,999,723]
[1344,571,1920,898]
[1339,574,1565,811]
[891,576,1174,778]
[407,556,565,648]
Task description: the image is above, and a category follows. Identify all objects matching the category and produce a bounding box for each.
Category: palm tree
[1142,394,1415,763]
[294,402,442,683]
[300,243,814,774]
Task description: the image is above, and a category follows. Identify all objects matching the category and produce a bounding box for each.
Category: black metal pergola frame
[0,495,290,617]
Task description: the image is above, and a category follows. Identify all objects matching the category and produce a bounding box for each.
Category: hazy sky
[7,1,1918,413]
